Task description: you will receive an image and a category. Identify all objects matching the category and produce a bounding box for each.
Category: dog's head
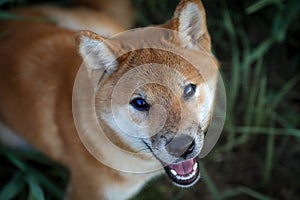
[76,0,219,187]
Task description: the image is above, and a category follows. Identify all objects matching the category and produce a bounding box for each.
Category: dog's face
[76,0,219,187]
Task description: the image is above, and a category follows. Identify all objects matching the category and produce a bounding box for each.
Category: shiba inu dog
[0,0,220,199]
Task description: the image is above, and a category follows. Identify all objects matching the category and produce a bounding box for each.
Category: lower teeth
[175,169,196,181]
[169,161,198,182]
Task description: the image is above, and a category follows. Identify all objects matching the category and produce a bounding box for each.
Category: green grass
[0,147,68,200]
[1,0,300,199]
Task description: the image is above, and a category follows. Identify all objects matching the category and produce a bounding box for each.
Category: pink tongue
[169,158,195,175]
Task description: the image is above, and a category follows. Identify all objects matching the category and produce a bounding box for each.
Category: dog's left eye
[184,83,197,97]
[130,98,150,111]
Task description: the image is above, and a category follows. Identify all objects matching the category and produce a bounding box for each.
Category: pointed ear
[172,0,211,52]
[76,31,119,85]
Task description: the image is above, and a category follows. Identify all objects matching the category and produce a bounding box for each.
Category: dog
[0,0,219,199]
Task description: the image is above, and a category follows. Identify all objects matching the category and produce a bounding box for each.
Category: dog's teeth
[173,163,198,181]
[170,169,177,176]
[191,170,196,177]
[193,162,198,171]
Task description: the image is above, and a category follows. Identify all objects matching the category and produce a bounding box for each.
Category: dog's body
[0,0,219,199]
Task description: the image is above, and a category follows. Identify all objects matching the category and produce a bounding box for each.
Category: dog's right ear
[76,31,119,85]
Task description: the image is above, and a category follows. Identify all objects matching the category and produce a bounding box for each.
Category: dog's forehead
[108,48,218,103]
[122,49,210,83]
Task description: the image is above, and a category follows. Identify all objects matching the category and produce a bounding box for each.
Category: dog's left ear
[76,31,118,74]
[172,0,211,52]
[76,31,120,87]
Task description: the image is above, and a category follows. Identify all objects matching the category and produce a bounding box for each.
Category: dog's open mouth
[164,158,200,187]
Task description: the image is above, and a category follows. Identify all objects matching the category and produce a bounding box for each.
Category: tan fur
[35,6,125,35]
[0,1,219,199]
[76,0,134,28]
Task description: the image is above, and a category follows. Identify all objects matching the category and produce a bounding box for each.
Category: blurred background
[0,0,299,199]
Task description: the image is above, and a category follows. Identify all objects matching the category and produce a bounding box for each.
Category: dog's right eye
[130,98,150,111]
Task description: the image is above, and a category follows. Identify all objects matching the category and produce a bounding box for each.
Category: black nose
[166,135,195,158]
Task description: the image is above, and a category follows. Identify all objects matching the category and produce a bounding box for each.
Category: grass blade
[249,38,274,64]
[0,148,66,199]
[199,161,221,200]
[246,0,283,14]
[0,0,10,6]
[26,175,45,200]
[221,186,273,200]
[254,76,267,125]
[0,172,25,200]
[234,126,300,137]
[263,119,275,185]
[222,2,240,152]
[265,75,300,117]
